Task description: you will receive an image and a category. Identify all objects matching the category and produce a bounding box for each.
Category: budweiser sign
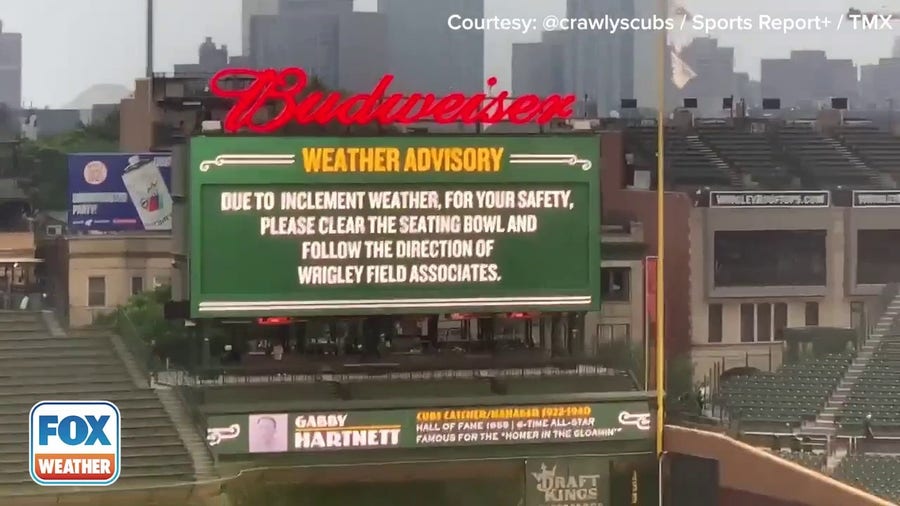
[209,68,577,134]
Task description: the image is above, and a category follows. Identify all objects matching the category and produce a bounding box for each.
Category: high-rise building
[565,0,634,115]
[511,33,567,98]
[674,38,739,116]
[632,0,663,110]
[379,0,484,95]
[174,37,230,75]
[860,58,900,109]
[241,0,279,56]
[249,1,387,93]
[0,21,22,110]
[761,50,857,110]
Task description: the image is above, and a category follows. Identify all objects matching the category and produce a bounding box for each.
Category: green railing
[104,310,165,386]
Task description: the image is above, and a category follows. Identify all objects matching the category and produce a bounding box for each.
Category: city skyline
[0,0,897,108]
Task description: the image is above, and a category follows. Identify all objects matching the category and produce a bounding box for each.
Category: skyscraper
[565,0,634,115]
[241,0,279,56]
[0,21,22,109]
[379,0,484,95]
[249,0,387,93]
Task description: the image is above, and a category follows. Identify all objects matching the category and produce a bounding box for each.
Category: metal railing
[104,310,167,385]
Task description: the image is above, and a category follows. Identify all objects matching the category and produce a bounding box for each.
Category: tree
[15,111,120,211]
[95,285,189,369]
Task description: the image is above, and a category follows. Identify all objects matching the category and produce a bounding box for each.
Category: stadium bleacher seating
[775,449,825,472]
[629,126,739,188]
[719,352,853,428]
[834,454,900,503]
[696,126,794,188]
[0,311,195,493]
[777,125,883,189]
[837,125,900,182]
[837,334,900,434]
[624,121,900,191]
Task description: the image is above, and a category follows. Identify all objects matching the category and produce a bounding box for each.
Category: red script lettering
[209,68,577,134]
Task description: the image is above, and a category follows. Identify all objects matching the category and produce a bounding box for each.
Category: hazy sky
[0,0,897,107]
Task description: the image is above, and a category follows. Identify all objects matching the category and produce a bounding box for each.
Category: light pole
[146,0,154,78]
[655,0,668,459]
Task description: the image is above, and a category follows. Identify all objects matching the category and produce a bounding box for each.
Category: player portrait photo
[247,414,289,453]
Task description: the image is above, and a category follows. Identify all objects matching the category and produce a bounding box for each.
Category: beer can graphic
[121,156,173,231]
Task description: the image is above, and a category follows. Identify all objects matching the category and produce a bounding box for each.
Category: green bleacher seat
[719,352,853,427]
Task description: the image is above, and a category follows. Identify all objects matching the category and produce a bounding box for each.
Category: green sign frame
[205,401,651,455]
[189,136,601,317]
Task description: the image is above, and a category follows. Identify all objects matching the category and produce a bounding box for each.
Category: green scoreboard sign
[205,401,651,455]
[189,136,600,317]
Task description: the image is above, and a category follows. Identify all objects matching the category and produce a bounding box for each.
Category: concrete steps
[156,388,218,481]
[809,291,900,434]
[0,313,199,493]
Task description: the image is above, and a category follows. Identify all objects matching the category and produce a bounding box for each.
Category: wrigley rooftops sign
[209,68,578,133]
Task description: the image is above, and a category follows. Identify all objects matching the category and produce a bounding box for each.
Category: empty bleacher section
[626,121,899,190]
[837,125,900,182]
[774,449,826,472]
[718,352,852,429]
[836,334,900,435]
[0,311,195,493]
[834,454,900,503]
[696,125,794,187]
[628,126,739,188]
[777,125,884,188]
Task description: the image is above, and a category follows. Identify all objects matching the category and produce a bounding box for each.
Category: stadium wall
[664,426,894,506]
[600,130,694,359]
[688,206,852,381]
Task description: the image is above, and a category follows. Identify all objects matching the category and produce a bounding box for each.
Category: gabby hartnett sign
[209,68,578,134]
[204,401,652,455]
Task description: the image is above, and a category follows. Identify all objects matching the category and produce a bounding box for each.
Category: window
[597,324,630,344]
[857,230,900,284]
[601,268,630,301]
[130,276,143,296]
[774,303,788,340]
[757,303,772,341]
[87,277,106,307]
[740,303,755,342]
[152,276,171,289]
[805,302,820,326]
[707,304,723,343]
[714,230,826,287]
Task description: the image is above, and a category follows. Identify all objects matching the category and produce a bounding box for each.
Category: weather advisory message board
[189,136,600,317]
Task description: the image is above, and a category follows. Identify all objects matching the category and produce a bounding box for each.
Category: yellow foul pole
[655,0,668,458]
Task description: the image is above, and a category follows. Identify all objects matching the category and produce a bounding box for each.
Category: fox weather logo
[29,401,121,486]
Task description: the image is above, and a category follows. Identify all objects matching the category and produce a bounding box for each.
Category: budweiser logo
[209,68,577,134]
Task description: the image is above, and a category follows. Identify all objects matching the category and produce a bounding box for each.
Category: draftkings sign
[189,136,601,317]
[525,457,611,506]
[205,401,651,455]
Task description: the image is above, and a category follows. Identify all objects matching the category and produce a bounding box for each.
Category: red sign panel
[257,317,292,326]
[644,256,658,324]
[209,68,578,134]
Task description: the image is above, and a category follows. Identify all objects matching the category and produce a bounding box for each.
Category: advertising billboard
[68,153,173,232]
[209,68,577,133]
[189,136,601,317]
[205,401,652,455]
